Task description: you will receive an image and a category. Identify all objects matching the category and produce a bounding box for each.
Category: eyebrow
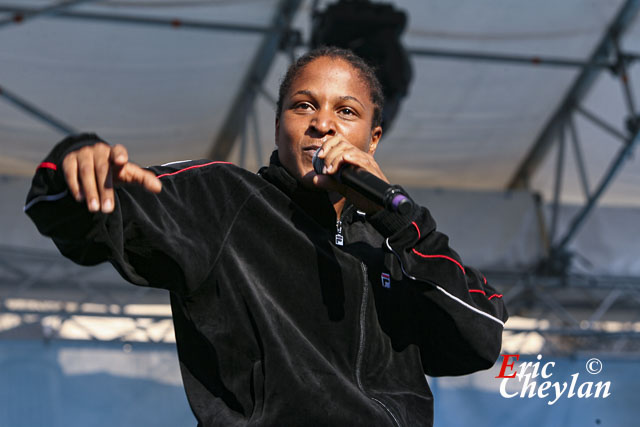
[339,95,365,109]
[291,90,366,109]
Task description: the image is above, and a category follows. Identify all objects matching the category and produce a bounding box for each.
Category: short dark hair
[276,46,384,129]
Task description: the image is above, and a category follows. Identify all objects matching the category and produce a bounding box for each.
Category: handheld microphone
[312,148,414,215]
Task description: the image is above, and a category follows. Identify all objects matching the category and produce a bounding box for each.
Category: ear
[368,126,383,155]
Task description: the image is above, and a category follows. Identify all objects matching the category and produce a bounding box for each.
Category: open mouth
[302,146,320,159]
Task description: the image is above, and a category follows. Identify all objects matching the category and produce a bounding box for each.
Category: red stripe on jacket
[411,249,466,275]
[37,162,57,171]
[156,161,232,178]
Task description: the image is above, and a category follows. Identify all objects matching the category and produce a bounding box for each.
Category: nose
[309,109,336,137]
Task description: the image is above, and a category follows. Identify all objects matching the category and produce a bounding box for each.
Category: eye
[338,107,357,117]
[293,102,313,111]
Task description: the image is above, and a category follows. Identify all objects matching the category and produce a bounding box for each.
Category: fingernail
[90,199,99,212]
[327,164,333,172]
[116,155,126,162]
[102,199,113,212]
[317,148,323,157]
[322,166,327,174]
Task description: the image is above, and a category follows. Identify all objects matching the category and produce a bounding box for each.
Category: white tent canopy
[1,0,638,207]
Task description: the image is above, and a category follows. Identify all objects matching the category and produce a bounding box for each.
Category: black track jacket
[25,133,508,426]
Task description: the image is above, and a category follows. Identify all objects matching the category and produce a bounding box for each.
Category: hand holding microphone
[312,146,414,215]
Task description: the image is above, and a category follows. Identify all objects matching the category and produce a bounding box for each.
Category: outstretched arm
[25,133,232,295]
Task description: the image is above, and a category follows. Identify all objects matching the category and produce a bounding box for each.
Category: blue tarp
[431,354,639,427]
[0,341,638,426]
[0,340,194,427]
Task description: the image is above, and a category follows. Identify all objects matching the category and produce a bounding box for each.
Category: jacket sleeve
[368,199,508,377]
[24,133,237,296]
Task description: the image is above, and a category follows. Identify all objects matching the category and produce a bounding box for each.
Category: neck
[329,192,346,219]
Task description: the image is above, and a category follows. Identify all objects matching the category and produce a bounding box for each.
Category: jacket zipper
[335,219,344,246]
[356,263,401,427]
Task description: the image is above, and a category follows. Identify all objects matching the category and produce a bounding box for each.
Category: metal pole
[0,85,76,134]
[251,103,264,165]
[549,127,565,243]
[240,115,248,168]
[208,0,303,160]
[407,46,612,69]
[507,0,640,189]
[555,129,640,252]
[0,4,272,35]
[0,0,97,28]
[568,116,591,200]
[575,105,628,142]
[613,36,638,116]
[254,83,277,106]
[587,289,623,324]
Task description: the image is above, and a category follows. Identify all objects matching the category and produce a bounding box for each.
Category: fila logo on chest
[381,272,391,289]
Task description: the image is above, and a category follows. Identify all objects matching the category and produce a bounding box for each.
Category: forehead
[288,57,371,103]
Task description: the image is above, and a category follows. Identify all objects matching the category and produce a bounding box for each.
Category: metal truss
[397,1,640,267]
[0,0,302,145]
[487,270,640,356]
[507,0,640,189]
[207,0,303,161]
[0,85,77,134]
[397,0,640,354]
[1,0,640,355]
[4,244,640,354]
[0,245,175,344]
[0,2,274,34]
[402,1,640,259]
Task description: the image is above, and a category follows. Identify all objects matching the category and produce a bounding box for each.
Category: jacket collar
[258,150,304,197]
[259,150,356,226]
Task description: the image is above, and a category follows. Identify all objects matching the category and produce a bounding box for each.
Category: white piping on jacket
[385,238,505,327]
[24,190,69,212]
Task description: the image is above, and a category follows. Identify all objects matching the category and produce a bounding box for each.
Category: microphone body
[312,149,414,214]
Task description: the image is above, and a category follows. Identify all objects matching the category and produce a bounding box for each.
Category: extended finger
[118,163,162,193]
[62,154,82,201]
[94,149,114,213]
[77,149,100,212]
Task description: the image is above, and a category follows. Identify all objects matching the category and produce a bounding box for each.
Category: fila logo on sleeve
[381,273,391,289]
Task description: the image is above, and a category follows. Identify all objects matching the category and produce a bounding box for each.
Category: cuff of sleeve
[368,204,421,238]
[29,133,107,198]
[57,133,106,160]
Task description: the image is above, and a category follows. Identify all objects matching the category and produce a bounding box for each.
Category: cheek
[353,129,373,152]
[277,117,296,140]
[282,124,306,149]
